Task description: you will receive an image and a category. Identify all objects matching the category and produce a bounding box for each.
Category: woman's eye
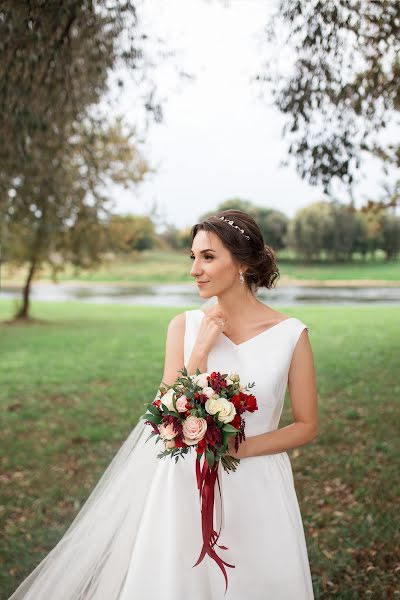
[189,255,214,260]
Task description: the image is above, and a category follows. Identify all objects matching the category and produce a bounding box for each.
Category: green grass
[3,249,400,284]
[0,300,399,599]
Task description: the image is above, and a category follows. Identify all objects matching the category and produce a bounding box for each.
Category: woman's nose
[190,259,202,277]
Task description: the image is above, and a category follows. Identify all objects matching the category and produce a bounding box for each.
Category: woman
[8,209,318,599]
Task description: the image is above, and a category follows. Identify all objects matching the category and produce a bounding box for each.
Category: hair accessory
[217,216,250,240]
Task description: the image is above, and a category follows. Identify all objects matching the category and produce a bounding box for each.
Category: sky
[109,0,396,231]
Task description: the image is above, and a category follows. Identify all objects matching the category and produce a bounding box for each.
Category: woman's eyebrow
[190,249,216,254]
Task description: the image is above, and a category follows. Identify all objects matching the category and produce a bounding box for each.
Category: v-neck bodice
[198,309,296,348]
[184,309,309,437]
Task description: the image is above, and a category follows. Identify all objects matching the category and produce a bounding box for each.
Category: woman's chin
[197,287,213,298]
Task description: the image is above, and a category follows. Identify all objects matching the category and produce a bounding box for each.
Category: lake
[2,282,400,306]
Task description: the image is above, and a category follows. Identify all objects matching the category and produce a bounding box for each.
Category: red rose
[245,394,258,413]
[230,394,240,408]
[231,414,241,429]
[231,393,245,414]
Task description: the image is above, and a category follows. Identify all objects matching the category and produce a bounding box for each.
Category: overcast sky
[110,0,393,230]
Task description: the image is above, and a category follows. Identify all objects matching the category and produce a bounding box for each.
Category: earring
[239,271,244,284]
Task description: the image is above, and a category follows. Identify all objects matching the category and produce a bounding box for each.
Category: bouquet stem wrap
[193,454,235,594]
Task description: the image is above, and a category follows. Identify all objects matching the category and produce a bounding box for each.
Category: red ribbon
[193,453,235,594]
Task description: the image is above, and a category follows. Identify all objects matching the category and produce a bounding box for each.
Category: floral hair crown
[216,215,250,240]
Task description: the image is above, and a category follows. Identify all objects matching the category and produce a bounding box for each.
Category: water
[2,282,400,306]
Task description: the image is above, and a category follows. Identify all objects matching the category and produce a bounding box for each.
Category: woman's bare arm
[159,313,209,390]
[159,313,186,388]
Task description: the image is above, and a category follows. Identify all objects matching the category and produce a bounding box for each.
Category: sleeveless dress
[8,309,314,600]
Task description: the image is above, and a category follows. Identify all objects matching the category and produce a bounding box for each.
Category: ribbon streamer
[193,454,235,594]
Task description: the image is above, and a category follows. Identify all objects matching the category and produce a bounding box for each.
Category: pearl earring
[239,271,244,284]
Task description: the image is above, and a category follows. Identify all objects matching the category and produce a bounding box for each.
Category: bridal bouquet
[141,367,258,593]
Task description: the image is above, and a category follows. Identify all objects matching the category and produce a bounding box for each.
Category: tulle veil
[8,296,219,599]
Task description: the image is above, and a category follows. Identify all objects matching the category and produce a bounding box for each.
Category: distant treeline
[103,199,400,262]
[4,198,399,268]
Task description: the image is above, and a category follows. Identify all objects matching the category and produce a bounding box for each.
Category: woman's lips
[196,281,209,286]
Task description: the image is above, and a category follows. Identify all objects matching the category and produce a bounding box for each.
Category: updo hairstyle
[190,209,280,292]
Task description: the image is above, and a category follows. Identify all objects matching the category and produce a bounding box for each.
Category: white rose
[205,397,236,424]
[159,388,176,412]
[202,386,215,399]
[192,372,210,388]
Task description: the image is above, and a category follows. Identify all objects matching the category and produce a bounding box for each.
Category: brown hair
[190,209,280,292]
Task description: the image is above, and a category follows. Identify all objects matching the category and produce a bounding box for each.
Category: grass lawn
[0,300,399,599]
[3,250,400,285]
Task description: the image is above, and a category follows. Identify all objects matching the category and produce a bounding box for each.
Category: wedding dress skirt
[8,309,314,599]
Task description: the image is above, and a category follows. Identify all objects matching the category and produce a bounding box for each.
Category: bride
[8,209,318,599]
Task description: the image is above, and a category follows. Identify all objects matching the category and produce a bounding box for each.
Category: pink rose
[158,423,177,441]
[176,395,189,413]
[182,416,207,446]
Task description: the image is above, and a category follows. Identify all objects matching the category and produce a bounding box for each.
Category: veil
[7,294,225,599]
[8,413,157,599]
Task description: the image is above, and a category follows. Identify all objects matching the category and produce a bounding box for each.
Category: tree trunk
[15,258,36,319]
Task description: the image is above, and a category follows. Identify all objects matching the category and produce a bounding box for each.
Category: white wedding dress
[8,308,315,600]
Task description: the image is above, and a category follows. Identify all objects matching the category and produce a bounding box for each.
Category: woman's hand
[194,306,227,356]
[226,435,248,459]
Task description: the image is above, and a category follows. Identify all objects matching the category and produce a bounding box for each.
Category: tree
[199,198,289,251]
[378,211,400,261]
[286,201,335,261]
[324,201,360,261]
[0,1,168,319]
[3,119,149,317]
[256,0,400,205]
[107,214,156,254]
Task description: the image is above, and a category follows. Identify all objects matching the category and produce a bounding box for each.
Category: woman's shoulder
[166,312,186,338]
[167,309,200,331]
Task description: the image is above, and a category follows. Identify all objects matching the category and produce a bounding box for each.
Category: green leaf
[147,404,161,417]
[145,413,162,425]
[206,449,215,469]
[222,424,239,433]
